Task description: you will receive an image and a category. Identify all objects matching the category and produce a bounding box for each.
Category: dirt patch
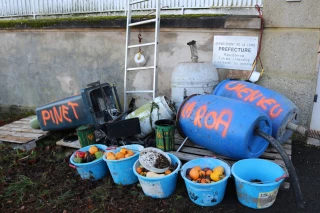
[0,122,320,212]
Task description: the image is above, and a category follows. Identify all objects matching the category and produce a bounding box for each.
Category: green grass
[0,175,35,204]
[0,14,225,29]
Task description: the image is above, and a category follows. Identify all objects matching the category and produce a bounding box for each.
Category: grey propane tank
[171,40,219,111]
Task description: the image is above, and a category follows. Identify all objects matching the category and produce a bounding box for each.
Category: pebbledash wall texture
[0,1,319,129]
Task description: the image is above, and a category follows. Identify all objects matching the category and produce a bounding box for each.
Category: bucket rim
[76,124,94,131]
[69,144,107,167]
[180,158,231,186]
[133,153,182,180]
[103,144,144,162]
[154,119,175,126]
[102,152,139,162]
[231,158,285,186]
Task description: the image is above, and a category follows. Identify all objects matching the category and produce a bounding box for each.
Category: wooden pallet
[0,116,49,151]
[169,133,291,189]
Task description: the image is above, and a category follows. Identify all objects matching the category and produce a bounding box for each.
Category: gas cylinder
[213,79,299,143]
[177,94,272,160]
[171,40,219,111]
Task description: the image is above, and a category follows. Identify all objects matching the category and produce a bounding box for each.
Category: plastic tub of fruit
[69,144,108,180]
[103,144,144,185]
[180,158,231,206]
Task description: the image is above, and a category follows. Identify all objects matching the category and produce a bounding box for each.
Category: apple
[73,157,83,163]
[75,151,85,158]
[95,151,104,159]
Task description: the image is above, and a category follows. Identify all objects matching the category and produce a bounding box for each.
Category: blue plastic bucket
[180,158,231,206]
[69,144,108,180]
[231,159,285,209]
[133,153,182,198]
[103,144,144,185]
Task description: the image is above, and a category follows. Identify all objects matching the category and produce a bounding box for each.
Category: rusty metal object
[286,122,320,140]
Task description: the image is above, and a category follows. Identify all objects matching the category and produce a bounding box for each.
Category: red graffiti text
[225,82,283,118]
[181,101,233,138]
[41,102,79,126]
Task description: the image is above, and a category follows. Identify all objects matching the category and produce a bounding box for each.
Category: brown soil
[1,122,320,212]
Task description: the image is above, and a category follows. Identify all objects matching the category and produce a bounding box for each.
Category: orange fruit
[115,152,125,160]
[127,150,134,156]
[194,166,201,171]
[120,148,127,155]
[213,166,224,175]
[106,151,115,156]
[136,167,143,174]
[89,146,98,155]
[205,170,212,176]
[199,170,206,178]
[165,170,172,175]
[189,168,200,180]
[125,154,132,158]
[106,153,116,160]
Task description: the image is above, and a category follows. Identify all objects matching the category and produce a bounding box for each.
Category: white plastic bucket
[125,96,175,138]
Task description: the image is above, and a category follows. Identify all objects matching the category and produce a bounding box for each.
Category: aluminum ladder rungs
[126,90,153,94]
[130,0,148,5]
[128,42,156,49]
[129,18,156,27]
[127,66,155,71]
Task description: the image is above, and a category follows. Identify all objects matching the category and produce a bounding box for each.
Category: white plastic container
[125,96,175,139]
[171,62,219,111]
[171,41,219,111]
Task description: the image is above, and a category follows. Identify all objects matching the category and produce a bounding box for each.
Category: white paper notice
[213,36,258,70]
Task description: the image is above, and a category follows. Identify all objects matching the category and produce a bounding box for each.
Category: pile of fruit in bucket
[135,163,178,177]
[72,145,104,163]
[185,165,226,183]
[105,148,135,160]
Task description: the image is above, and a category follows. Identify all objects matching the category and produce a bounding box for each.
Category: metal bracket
[176,137,188,152]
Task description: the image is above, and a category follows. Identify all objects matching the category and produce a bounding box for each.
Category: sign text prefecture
[213,36,258,71]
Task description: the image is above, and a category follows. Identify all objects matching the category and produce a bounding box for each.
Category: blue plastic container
[133,153,181,198]
[177,94,272,159]
[231,159,285,209]
[103,144,144,185]
[180,158,231,206]
[69,144,108,180]
[213,79,298,143]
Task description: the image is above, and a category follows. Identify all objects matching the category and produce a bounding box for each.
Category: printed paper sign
[213,36,258,70]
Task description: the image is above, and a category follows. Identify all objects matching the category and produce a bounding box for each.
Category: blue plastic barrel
[231,159,285,209]
[177,94,272,159]
[69,144,108,180]
[180,158,231,206]
[133,153,181,198]
[103,144,144,185]
[213,79,298,143]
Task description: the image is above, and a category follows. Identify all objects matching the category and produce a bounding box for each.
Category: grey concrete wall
[0,28,258,108]
[259,29,320,126]
[0,27,319,126]
[262,0,320,126]
[264,0,320,28]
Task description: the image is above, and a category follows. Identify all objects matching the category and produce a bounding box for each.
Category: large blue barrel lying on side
[212,79,299,143]
[177,94,272,160]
